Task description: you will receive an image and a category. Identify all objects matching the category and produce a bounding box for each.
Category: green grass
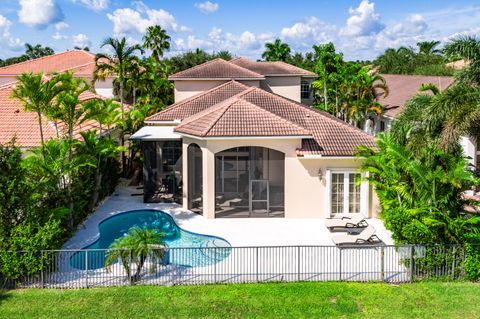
[1,282,479,318]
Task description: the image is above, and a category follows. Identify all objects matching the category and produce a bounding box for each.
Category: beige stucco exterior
[181,135,379,219]
[264,76,301,102]
[174,80,261,102]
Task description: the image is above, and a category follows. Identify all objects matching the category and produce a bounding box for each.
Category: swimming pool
[70,209,231,270]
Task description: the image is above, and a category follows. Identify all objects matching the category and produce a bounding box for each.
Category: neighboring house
[374,74,478,169]
[131,57,378,219]
[169,57,317,105]
[0,50,114,98]
[0,81,106,148]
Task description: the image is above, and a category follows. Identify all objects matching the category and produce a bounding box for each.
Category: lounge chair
[332,225,381,245]
[324,215,368,232]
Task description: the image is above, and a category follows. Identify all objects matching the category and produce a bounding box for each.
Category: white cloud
[52,32,68,40]
[107,1,190,36]
[52,22,69,40]
[195,1,219,14]
[340,0,384,37]
[72,33,91,48]
[0,14,24,51]
[280,16,337,51]
[18,0,64,29]
[55,21,69,31]
[72,0,109,11]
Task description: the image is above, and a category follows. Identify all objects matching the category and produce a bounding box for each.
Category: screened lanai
[214,146,285,218]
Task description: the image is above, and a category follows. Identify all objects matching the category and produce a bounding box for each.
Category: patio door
[330,172,362,215]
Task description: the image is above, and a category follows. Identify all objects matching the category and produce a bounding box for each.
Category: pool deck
[64,185,394,249]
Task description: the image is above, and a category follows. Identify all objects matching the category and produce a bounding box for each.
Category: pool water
[70,210,231,270]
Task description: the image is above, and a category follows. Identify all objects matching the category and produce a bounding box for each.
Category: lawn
[1,282,479,318]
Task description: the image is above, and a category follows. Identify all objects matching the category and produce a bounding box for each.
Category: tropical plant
[417,41,441,55]
[143,25,171,62]
[24,43,55,59]
[83,98,121,135]
[444,36,480,85]
[105,226,166,282]
[11,73,64,146]
[262,39,291,62]
[357,134,480,244]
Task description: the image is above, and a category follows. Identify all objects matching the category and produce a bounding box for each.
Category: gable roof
[230,57,317,77]
[146,80,251,121]
[168,58,265,80]
[175,90,312,138]
[378,74,454,118]
[0,82,117,148]
[0,50,97,77]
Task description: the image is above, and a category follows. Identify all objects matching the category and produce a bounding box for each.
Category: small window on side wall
[379,120,386,132]
[301,82,310,99]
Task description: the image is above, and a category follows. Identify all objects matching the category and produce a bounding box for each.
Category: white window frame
[325,169,369,217]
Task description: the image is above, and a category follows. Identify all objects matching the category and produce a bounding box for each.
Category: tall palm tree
[94,37,144,118]
[11,73,64,147]
[24,43,54,59]
[143,25,171,62]
[444,36,480,85]
[262,39,291,62]
[417,41,441,55]
[83,98,121,135]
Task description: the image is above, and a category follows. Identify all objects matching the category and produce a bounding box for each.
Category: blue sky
[0,0,479,60]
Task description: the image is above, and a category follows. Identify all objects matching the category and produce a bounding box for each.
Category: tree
[83,98,121,135]
[262,39,291,62]
[74,46,90,51]
[417,41,441,55]
[94,37,144,118]
[11,73,64,147]
[143,25,171,62]
[24,44,54,59]
[105,226,166,282]
[357,134,480,244]
[444,36,480,85]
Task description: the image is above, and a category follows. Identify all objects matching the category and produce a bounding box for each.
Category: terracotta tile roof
[168,58,265,80]
[0,50,96,77]
[379,74,454,118]
[146,80,251,121]
[230,57,317,77]
[0,82,116,148]
[148,80,375,156]
[174,90,312,138]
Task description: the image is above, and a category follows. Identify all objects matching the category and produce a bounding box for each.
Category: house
[0,50,114,98]
[131,57,379,219]
[374,74,478,168]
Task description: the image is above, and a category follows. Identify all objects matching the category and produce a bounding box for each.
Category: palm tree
[417,41,441,55]
[11,73,64,147]
[444,36,480,85]
[83,98,121,135]
[143,25,171,62]
[262,39,291,62]
[24,43,54,59]
[94,37,144,118]
[105,226,166,282]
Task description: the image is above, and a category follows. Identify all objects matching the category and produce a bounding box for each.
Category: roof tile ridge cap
[146,80,249,120]
[380,73,453,79]
[224,60,264,77]
[169,58,226,77]
[0,80,18,90]
[275,60,317,74]
[235,97,312,135]
[0,50,78,72]
[58,61,96,73]
[249,87,371,137]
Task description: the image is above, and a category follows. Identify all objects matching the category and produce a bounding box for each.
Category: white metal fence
[2,244,470,289]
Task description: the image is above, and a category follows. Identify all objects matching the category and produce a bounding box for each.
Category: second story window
[301,82,310,99]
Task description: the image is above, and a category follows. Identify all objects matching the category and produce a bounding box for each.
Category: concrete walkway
[64,185,394,249]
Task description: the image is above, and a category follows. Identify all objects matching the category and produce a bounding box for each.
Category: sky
[0,0,480,60]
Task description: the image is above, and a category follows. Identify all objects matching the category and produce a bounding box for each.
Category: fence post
[256,247,259,283]
[297,246,301,282]
[380,246,385,282]
[40,250,44,288]
[410,245,414,283]
[129,249,132,286]
[214,247,217,284]
[339,248,342,281]
[170,248,175,285]
[85,250,88,288]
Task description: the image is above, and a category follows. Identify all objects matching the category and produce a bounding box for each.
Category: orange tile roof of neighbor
[0,50,97,77]
[378,74,454,118]
[169,58,265,80]
[230,57,317,77]
[0,82,115,148]
[149,80,375,156]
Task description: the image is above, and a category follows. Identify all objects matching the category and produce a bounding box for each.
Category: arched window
[187,144,203,214]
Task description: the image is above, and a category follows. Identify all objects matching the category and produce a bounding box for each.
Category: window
[301,82,310,99]
[330,172,362,214]
[379,120,386,132]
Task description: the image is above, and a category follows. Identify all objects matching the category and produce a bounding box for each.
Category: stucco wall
[174,80,260,103]
[181,136,379,219]
[94,77,114,98]
[264,76,301,102]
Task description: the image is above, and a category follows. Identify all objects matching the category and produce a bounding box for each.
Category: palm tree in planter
[105,226,166,282]
[262,39,291,62]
